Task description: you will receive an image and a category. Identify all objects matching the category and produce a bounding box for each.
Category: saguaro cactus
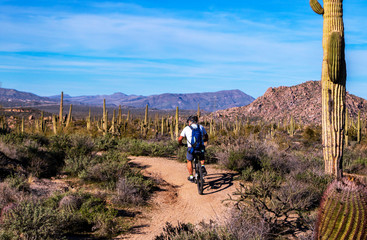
[345,109,349,147]
[175,107,179,138]
[315,179,367,240]
[311,0,347,178]
[197,103,201,120]
[144,104,148,127]
[103,99,108,134]
[59,91,63,125]
[86,108,91,130]
[65,104,72,128]
[357,110,361,143]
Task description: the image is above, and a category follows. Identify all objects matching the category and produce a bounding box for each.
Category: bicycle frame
[192,154,204,195]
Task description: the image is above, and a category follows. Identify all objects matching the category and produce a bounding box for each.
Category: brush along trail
[117,156,240,240]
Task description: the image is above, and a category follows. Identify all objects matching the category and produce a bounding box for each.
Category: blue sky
[0,0,366,99]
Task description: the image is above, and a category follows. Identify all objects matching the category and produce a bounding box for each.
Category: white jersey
[180,124,207,147]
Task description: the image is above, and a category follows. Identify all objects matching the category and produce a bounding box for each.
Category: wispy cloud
[0,2,365,98]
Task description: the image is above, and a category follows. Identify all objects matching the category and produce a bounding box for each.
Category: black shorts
[187,147,205,161]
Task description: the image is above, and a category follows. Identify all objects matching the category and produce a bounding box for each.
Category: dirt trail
[118,156,239,240]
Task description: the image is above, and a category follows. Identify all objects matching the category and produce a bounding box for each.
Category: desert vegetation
[0,93,365,239]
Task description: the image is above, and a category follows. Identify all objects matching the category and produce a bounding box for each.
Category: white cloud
[0,2,366,98]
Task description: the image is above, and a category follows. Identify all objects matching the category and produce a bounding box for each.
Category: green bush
[80,150,130,189]
[1,200,62,240]
[155,222,233,240]
[117,138,177,157]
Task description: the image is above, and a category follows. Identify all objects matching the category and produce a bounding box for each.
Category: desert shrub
[0,133,63,178]
[4,175,29,192]
[225,207,270,240]
[60,135,95,175]
[43,191,125,237]
[117,138,177,157]
[0,182,25,211]
[343,145,367,174]
[120,173,155,204]
[113,177,144,205]
[95,134,118,151]
[79,150,130,189]
[302,126,321,146]
[231,167,330,238]
[176,145,187,162]
[1,200,62,240]
[155,222,233,240]
[78,195,120,237]
[19,147,64,178]
[216,139,271,175]
[0,133,48,147]
[227,149,262,172]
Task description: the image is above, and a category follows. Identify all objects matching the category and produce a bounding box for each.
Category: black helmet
[187,115,198,123]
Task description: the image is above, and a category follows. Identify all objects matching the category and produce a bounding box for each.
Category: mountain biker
[178,115,209,182]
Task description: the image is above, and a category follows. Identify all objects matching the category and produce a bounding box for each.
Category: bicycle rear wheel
[196,159,204,195]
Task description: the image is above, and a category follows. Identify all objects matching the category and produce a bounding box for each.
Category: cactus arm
[328,31,346,84]
[310,0,324,15]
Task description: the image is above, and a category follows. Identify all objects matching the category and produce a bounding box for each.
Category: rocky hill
[215,81,367,125]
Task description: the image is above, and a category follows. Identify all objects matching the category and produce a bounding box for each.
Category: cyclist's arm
[203,133,209,143]
[178,136,184,145]
[200,125,209,143]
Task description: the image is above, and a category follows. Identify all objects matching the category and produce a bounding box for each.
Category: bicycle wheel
[196,159,204,195]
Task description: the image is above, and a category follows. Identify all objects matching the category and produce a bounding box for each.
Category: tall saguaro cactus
[311,0,347,178]
[59,91,63,126]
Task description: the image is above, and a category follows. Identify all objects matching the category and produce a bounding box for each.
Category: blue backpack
[189,125,204,154]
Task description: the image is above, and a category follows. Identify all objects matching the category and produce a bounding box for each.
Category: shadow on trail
[202,172,239,195]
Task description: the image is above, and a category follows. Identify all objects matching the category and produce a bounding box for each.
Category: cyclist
[178,115,209,182]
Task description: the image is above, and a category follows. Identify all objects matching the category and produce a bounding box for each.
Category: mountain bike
[192,151,204,195]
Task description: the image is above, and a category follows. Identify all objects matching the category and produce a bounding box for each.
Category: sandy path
[117,156,239,240]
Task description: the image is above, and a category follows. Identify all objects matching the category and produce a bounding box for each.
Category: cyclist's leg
[200,153,207,175]
[200,152,205,165]
[186,148,194,175]
[187,160,193,175]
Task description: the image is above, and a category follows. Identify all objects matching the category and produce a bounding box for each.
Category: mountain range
[0,88,255,112]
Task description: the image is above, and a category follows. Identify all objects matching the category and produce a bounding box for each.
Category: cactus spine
[311,0,346,178]
[315,179,367,240]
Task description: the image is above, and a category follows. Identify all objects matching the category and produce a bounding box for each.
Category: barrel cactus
[315,179,367,239]
[311,0,347,178]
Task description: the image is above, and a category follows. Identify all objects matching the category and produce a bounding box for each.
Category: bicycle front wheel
[196,160,204,195]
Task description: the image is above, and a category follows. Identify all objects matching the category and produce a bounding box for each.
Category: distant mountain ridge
[0,88,54,107]
[1,88,255,112]
[215,81,367,125]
